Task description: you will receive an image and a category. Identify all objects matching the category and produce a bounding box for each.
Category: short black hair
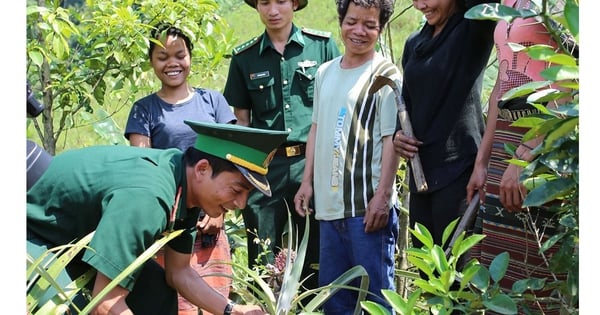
[148,23,193,59]
[336,0,395,30]
[183,147,238,178]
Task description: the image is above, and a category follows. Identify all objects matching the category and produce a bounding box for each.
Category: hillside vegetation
[202,0,424,91]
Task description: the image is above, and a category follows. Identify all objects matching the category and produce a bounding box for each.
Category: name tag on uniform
[250,71,270,80]
[298,60,317,74]
[298,60,317,68]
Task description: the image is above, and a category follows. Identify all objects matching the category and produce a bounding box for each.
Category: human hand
[197,213,223,235]
[499,164,526,212]
[232,303,267,315]
[392,130,422,159]
[293,183,313,217]
[466,165,487,204]
[364,194,390,233]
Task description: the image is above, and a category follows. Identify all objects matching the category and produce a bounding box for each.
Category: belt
[275,143,306,157]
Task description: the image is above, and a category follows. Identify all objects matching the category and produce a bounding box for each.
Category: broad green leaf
[538,148,578,174]
[411,222,434,249]
[511,277,546,294]
[524,178,576,207]
[557,80,579,90]
[381,288,420,315]
[360,301,391,315]
[500,81,553,100]
[540,65,579,81]
[529,89,572,104]
[27,5,49,15]
[439,270,455,292]
[482,293,518,314]
[29,50,44,67]
[543,117,578,151]
[525,45,577,66]
[431,245,449,273]
[448,231,465,259]
[564,0,579,39]
[455,234,486,259]
[465,3,522,22]
[52,35,64,59]
[407,255,434,278]
[441,217,459,248]
[559,213,578,229]
[471,267,490,292]
[413,278,439,295]
[429,278,448,294]
[553,102,579,117]
[489,252,509,283]
[460,264,483,290]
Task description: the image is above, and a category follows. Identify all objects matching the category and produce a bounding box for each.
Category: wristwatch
[224,301,235,315]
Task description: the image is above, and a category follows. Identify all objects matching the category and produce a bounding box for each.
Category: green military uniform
[27,146,196,313]
[27,121,288,314]
[223,24,340,291]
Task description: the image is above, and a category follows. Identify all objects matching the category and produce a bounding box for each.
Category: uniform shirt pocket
[294,67,317,106]
[247,77,277,114]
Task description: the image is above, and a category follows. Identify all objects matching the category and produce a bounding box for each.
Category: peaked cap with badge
[184,120,289,197]
[244,0,308,11]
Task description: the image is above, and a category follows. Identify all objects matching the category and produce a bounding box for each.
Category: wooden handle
[445,195,480,258]
[398,111,428,192]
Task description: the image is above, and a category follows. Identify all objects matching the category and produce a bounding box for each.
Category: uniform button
[285,104,290,109]
[307,74,312,79]
[281,56,285,61]
[283,80,288,85]
[259,85,264,89]
[287,128,292,132]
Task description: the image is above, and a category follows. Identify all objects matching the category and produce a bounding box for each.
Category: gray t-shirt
[125,88,236,151]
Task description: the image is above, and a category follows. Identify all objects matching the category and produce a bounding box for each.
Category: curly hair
[335,0,395,30]
[148,23,194,59]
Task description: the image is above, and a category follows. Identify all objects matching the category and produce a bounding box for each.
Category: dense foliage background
[24,0,431,154]
[16,0,586,314]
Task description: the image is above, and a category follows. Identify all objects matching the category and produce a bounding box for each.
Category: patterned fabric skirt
[155,229,233,315]
[472,119,565,314]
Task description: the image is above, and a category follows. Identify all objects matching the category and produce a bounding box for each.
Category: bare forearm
[128,134,151,148]
[376,135,401,199]
[170,266,230,315]
[301,124,317,184]
[234,108,251,126]
[91,272,133,315]
[475,81,501,169]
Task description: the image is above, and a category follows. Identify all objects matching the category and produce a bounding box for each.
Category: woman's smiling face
[150,34,191,89]
[412,0,458,36]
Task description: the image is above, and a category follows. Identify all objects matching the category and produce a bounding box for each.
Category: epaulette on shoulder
[233,36,260,55]
[301,27,332,39]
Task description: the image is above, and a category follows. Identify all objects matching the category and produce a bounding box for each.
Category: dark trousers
[409,167,474,275]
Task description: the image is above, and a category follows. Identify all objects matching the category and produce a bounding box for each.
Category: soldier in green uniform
[27,121,287,315]
[223,0,340,292]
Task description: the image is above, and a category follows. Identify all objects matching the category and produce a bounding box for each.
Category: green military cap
[184,120,289,197]
[244,0,307,11]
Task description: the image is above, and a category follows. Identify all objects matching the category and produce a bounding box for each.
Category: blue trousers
[318,208,399,315]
